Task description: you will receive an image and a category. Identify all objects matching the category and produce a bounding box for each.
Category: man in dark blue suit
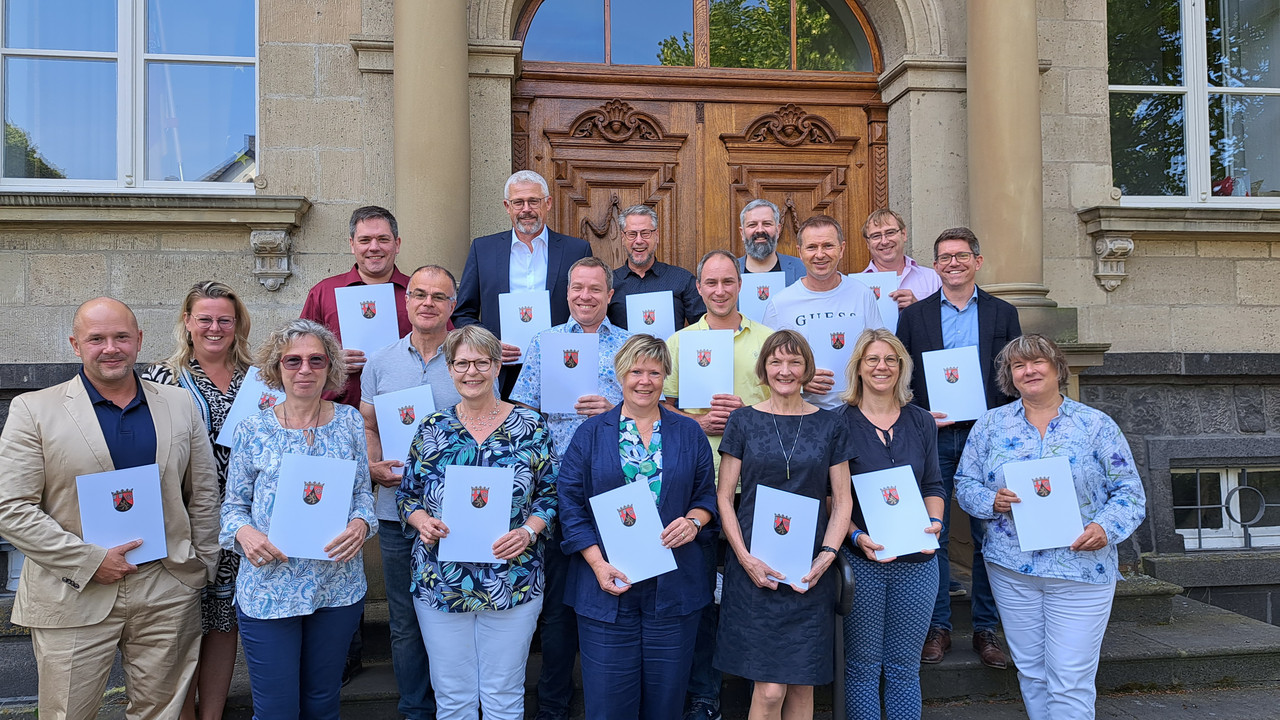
[895,226,1020,670]
[452,170,593,399]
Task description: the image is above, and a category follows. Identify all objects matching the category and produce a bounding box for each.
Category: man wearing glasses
[606,204,706,331]
[861,209,941,308]
[453,170,593,398]
[895,227,1021,671]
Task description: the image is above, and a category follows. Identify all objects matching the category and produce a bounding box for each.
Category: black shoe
[683,701,722,720]
[342,657,363,686]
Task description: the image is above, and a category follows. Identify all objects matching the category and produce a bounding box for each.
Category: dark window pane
[147,0,254,57]
[524,0,605,63]
[1209,94,1280,197]
[710,0,789,70]
[614,0,692,66]
[1172,471,1223,531]
[1242,470,1280,527]
[5,0,115,52]
[146,63,256,182]
[4,57,115,179]
[1107,0,1182,86]
[1110,92,1187,196]
[796,0,872,72]
[1207,0,1280,88]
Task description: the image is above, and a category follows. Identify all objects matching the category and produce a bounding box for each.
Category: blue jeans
[932,424,999,632]
[685,538,721,708]
[380,528,437,719]
[237,598,364,720]
[577,580,701,720]
[536,526,579,718]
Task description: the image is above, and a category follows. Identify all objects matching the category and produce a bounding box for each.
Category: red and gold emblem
[303,482,324,505]
[112,488,133,513]
[361,300,377,319]
[773,513,791,535]
[519,306,533,323]
[258,392,278,411]
[831,332,845,350]
[882,486,900,506]
[563,349,579,368]
[642,309,656,325]
[757,285,770,301]
[618,505,636,527]
[944,367,959,384]
[398,405,415,425]
[471,486,489,508]
[1033,477,1052,497]
[697,349,711,367]
[870,285,882,300]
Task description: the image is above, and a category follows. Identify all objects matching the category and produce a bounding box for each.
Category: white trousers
[986,563,1116,720]
[414,595,543,720]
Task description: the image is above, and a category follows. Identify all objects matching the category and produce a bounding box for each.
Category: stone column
[966,0,1053,307]
[394,0,470,271]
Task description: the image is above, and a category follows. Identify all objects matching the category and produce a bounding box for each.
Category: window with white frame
[0,0,256,193]
[1172,466,1280,550]
[1108,0,1280,205]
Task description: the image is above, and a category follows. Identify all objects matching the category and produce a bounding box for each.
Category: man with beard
[605,204,705,331]
[453,170,593,397]
[735,199,806,286]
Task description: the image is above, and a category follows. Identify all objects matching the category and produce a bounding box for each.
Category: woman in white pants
[954,334,1146,720]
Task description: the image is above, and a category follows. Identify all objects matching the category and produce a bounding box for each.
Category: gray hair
[348,205,398,240]
[739,198,781,227]
[568,256,614,292]
[410,264,458,293]
[697,249,741,283]
[504,170,550,198]
[255,319,347,394]
[995,334,1070,398]
[619,204,659,228]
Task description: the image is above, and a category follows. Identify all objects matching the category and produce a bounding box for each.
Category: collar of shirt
[1012,394,1075,421]
[566,316,620,335]
[510,226,549,252]
[334,263,411,288]
[622,260,667,279]
[81,368,146,410]
[404,334,445,369]
[941,284,979,311]
[863,255,925,276]
[688,313,760,337]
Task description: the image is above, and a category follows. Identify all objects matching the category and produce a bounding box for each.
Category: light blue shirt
[940,285,979,350]
[511,317,631,457]
[954,396,1147,585]
[509,226,549,293]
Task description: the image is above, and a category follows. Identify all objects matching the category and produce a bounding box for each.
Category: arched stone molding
[469,0,531,41]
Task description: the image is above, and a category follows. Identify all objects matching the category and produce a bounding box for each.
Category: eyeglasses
[865,227,902,242]
[451,358,493,373]
[407,291,456,304]
[623,229,656,241]
[935,252,975,265]
[863,355,901,368]
[193,316,235,329]
[507,197,545,210]
[281,354,331,370]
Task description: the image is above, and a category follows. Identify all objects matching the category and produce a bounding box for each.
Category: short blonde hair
[754,329,816,387]
[444,325,503,364]
[255,319,347,393]
[614,334,672,378]
[841,328,914,407]
[995,334,1070,398]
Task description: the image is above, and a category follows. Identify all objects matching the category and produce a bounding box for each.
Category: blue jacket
[558,405,718,623]
[737,253,807,286]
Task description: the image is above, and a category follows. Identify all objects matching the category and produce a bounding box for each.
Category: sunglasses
[281,354,331,371]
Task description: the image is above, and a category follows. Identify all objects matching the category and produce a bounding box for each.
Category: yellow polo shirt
[664,315,773,468]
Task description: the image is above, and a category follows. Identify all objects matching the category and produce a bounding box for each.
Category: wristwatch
[686,516,703,531]
[520,524,537,542]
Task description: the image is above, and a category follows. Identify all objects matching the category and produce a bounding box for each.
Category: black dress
[714,406,857,685]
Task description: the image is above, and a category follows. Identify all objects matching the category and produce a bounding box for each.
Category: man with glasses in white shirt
[861,209,941,309]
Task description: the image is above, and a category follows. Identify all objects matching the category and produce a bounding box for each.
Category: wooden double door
[513,69,887,274]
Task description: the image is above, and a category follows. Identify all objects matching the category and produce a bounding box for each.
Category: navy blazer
[558,405,718,623]
[896,286,1022,412]
[452,229,593,336]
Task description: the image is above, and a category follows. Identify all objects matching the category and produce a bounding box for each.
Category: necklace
[769,404,804,480]
[457,402,501,426]
[283,401,324,446]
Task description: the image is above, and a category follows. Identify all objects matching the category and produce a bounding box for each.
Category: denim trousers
[931,423,999,631]
[379,528,436,719]
[535,526,580,718]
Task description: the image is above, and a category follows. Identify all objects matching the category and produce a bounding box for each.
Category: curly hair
[254,319,347,393]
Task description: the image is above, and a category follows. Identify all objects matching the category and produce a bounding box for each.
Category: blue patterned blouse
[954,396,1146,585]
[619,416,662,503]
[397,405,558,613]
[221,403,378,619]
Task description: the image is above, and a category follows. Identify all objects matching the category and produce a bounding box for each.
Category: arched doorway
[512,0,886,274]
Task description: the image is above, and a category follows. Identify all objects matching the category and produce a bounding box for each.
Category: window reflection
[796,0,872,71]
[1107,0,1183,86]
[614,0,692,66]
[5,0,116,52]
[146,63,255,182]
[147,0,254,57]
[524,0,605,63]
[1209,94,1279,197]
[4,57,115,179]
[1109,92,1187,196]
[710,0,789,70]
[1206,0,1279,89]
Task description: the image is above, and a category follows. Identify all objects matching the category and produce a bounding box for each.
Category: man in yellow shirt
[662,248,773,720]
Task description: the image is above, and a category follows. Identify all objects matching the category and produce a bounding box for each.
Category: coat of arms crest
[519,306,533,323]
[399,406,415,425]
[697,349,711,367]
[471,486,489,508]
[303,482,324,505]
[1033,477,1052,497]
[112,488,133,512]
[618,505,636,527]
[944,367,959,384]
[642,309,656,325]
[258,392,278,411]
[757,285,770,301]
[361,301,376,319]
[870,285,881,300]
[831,332,845,350]
[564,349,579,369]
[882,486,900,506]
[774,513,791,535]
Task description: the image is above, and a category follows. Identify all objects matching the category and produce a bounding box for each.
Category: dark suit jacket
[558,405,718,623]
[896,287,1022,412]
[452,230,593,337]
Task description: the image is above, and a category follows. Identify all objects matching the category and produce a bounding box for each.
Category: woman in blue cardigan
[557,333,718,720]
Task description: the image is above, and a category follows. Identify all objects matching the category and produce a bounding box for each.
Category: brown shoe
[973,629,1008,669]
[921,627,950,664]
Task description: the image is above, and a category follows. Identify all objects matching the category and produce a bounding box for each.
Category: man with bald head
[0,297,219,719]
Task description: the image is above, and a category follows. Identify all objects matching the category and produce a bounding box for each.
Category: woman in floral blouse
[398,325,558,720]
[955,334,1146,720]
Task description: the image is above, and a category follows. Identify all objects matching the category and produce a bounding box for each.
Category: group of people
[0,169,1146,720]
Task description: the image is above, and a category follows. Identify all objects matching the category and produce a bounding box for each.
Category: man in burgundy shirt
[300,205,413,409]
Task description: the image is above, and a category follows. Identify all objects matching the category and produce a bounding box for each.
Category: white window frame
[1173,466,1280,550]
[0,0,258,195]
[1110,0,1280,208]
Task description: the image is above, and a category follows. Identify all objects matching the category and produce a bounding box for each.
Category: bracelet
[819,545,839,556]
[851,529,865,545]
[929,517,944,526]
[520,524,537,542]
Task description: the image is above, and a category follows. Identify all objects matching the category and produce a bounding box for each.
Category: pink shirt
[862,256,942,302]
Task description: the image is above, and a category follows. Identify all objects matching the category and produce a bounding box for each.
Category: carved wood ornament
[570,100,664,143]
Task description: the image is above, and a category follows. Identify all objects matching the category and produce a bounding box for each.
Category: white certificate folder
[498,290,552,363]
[268,454,359,561]
[750,485,819,591]
[921,346,987,422]
[77,464,168,565]
[676,329,735,409]
[625,290,676,340]
[541,332,600,414]
[215,367,281,447]
[1003,456,1085,552]
[438,465,515,564]
[589,480,677,585]
[850,465,938,561]
[334,283,400,354]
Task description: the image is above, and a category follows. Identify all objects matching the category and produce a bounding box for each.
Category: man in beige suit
[0,297,219,720]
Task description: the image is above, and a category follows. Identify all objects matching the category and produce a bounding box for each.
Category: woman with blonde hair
[141,279,252,720]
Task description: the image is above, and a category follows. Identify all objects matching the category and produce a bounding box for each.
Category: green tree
[4,123,66,179]
[657,0,865,71]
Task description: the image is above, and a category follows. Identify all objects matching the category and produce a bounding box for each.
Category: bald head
[72,297,138,335]
[70,297,142,392]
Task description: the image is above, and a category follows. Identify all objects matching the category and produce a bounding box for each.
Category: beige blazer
[0,374,219,628]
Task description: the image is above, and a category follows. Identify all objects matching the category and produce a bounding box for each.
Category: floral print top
[620,416,662,503]
[954,396,1147,585]
[398,405,558,613]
